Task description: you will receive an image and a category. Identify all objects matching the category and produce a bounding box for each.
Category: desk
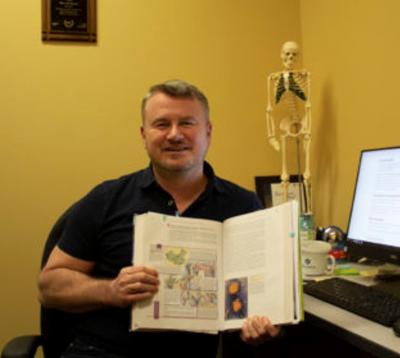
[304,294,400,358]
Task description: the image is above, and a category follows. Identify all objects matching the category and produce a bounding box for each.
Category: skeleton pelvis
[279,117,304,137]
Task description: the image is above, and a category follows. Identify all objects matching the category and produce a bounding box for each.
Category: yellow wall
[300,0,400,228]
[0,0,301,348]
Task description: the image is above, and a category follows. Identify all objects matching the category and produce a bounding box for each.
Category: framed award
[42,0,96,42]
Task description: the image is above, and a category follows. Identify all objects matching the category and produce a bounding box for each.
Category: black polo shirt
[58,162,262,357]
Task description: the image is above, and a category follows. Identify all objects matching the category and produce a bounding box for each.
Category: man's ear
[207,120,213,141]
[140,126,145,140]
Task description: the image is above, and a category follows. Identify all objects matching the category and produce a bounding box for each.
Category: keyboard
[304,277,400,326]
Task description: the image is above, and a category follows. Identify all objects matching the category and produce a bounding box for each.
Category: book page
[222,201,299,330]
[131,213,223,333]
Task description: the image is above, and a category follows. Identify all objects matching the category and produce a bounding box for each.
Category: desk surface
[304,294,400,357]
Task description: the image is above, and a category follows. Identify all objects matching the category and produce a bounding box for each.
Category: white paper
[131,201,302,333]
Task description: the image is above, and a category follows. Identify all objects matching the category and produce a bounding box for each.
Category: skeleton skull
[280,41,299,70]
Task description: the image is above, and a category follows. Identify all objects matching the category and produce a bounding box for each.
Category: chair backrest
[40,204,81,358]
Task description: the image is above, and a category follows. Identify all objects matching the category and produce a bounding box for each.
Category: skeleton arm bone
[266,73,280,151]
[303,71,312,134]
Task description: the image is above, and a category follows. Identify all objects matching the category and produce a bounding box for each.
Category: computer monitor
[346,146,400,266]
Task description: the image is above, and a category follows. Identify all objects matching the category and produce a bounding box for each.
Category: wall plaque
[42,0,96,42]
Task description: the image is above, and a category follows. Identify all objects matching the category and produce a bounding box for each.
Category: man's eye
[154,122,168,128]
[181,120,195,127]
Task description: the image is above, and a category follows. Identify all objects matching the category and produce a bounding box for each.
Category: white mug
[301,240,336,277]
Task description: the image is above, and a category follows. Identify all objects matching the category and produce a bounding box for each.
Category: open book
[131,201,302,333]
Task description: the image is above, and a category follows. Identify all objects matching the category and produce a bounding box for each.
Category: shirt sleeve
[251,192,264,210]
[58,183,108,261]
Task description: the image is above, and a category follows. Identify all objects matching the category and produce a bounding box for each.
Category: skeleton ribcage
[274,71,308,123]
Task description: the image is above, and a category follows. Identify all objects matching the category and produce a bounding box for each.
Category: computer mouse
[393,318,400,337]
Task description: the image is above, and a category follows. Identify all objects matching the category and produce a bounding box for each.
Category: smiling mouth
[164,147,190,152]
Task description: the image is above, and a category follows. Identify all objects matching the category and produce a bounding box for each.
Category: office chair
[1,204,80,358]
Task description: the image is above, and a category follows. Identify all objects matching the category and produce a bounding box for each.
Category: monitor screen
[346,146,400,265]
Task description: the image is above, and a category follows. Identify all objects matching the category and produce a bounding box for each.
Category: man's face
[141,92,212,175]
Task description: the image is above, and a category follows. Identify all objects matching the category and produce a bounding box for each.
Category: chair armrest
[1,335,42,358]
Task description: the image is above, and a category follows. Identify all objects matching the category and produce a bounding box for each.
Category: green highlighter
[334,267,360,276]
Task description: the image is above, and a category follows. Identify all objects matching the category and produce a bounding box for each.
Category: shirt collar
[139,161,225,193]
[139,164,156,189]
[204,161,225,193]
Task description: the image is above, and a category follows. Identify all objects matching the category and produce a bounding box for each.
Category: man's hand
[240,315,281,346]
[106,265,159,307]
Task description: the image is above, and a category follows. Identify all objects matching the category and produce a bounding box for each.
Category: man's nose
[166,124,183,140]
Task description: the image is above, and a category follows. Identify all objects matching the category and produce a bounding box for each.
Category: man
[38,80,281,357]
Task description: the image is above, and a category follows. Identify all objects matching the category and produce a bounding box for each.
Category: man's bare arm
[38,246,159,313]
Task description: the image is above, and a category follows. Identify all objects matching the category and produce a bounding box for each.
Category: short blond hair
[141,79,209,121]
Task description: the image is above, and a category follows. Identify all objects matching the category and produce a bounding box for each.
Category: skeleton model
[266,41,312,214]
